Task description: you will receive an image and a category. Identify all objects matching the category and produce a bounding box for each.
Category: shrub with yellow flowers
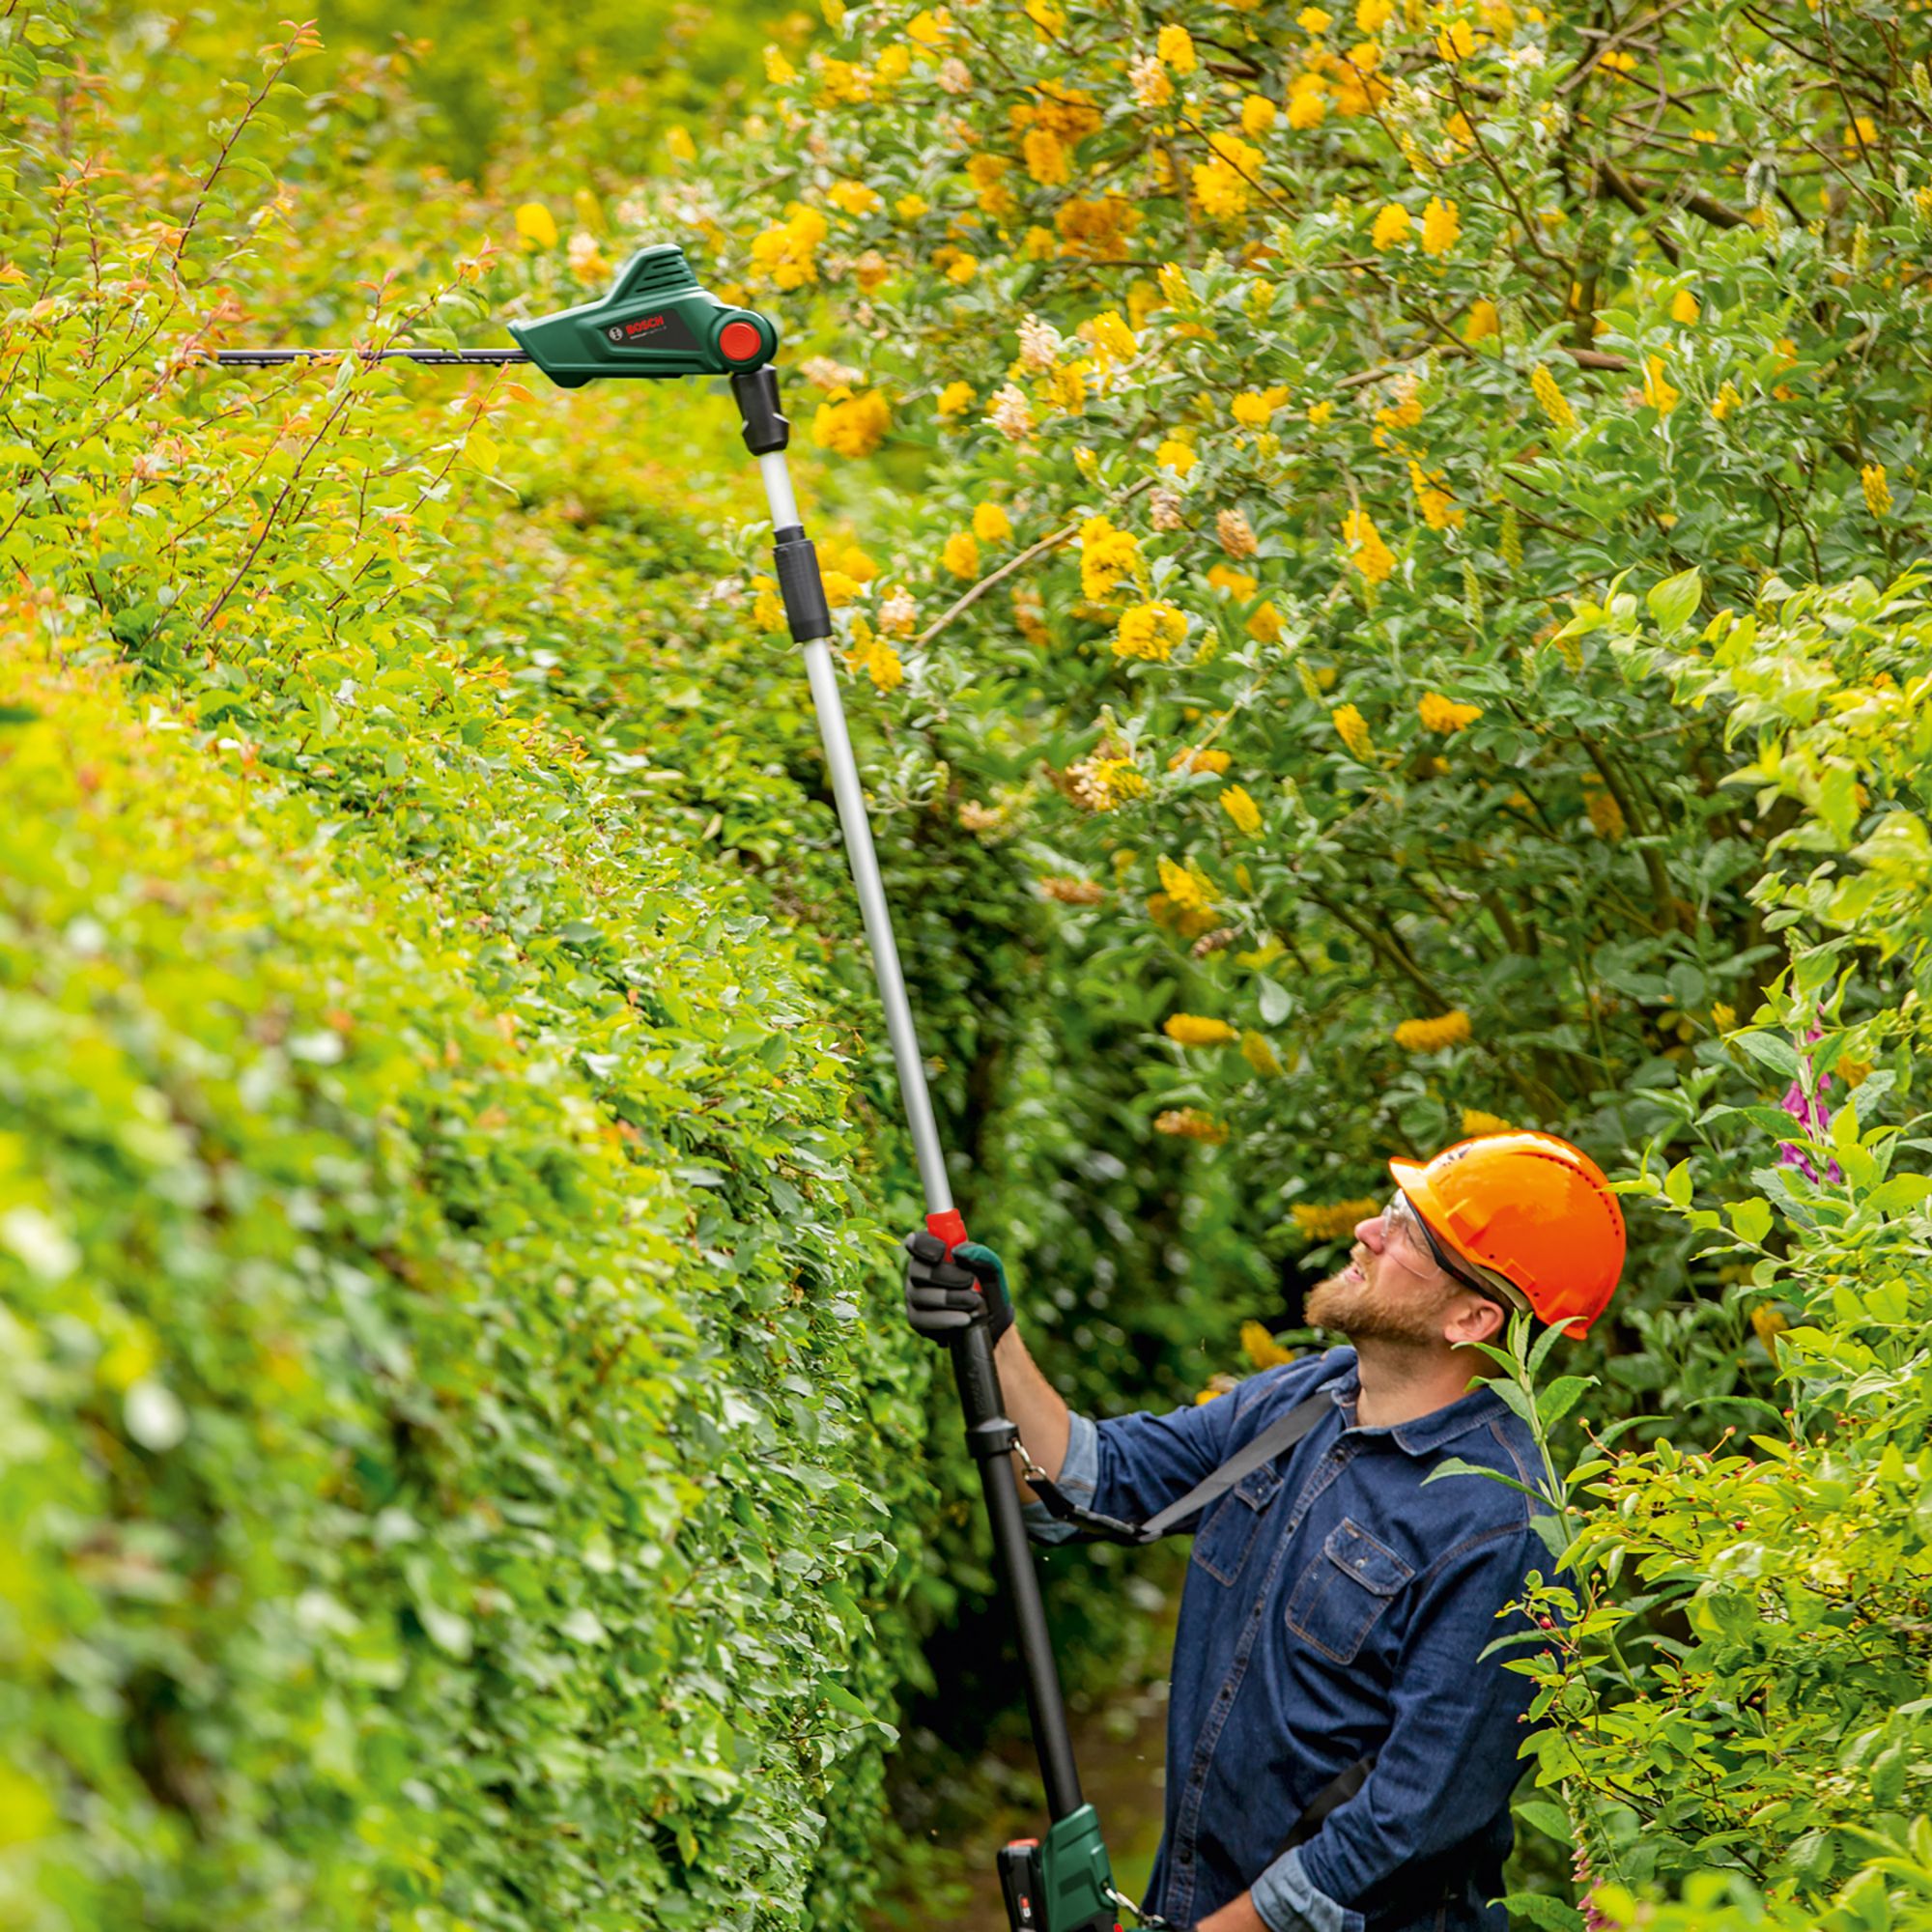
[707,7,1932,1920]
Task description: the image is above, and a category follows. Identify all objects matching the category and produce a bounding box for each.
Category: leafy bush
[676,0,1932,1918]
[0,10,937,1928]
[1510,573,1932,1930]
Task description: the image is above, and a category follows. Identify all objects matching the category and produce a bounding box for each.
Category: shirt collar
[1325,1358,1508,1457]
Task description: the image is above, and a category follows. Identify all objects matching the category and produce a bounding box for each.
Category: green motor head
[507,243,778,388]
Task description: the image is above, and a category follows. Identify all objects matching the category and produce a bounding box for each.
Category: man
[905,1130,1625,1932]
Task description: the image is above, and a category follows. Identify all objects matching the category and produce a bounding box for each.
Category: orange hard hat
[1387,1131,1625,1337]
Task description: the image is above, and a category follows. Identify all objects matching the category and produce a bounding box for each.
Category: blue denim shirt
[1025,1347,1557,1932]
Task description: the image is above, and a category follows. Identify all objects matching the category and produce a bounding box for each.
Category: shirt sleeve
[1021,1410,1098,1546]
[1250,1520,1550,1932]
[1021,1363,1313,1547]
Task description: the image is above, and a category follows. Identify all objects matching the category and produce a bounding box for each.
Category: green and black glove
[902,1231,1015,1347]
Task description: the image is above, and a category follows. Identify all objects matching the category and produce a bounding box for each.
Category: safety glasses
[1388,1192,1531,1317]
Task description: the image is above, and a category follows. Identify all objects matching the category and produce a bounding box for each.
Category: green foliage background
[6,0,1932,1928]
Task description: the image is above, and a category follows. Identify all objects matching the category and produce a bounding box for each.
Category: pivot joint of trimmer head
[508,243,778,388]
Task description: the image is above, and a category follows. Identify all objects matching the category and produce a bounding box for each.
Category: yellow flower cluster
[1465,298,1500,343]
[515,202,559,248]
[843,615,904,692]
[828,180,882,217]
[1155,1107,1229,1143]
[1164,1011,1237,1046]
[1079,514,1143,600]
[942,530,980,579]
[1156,22,1196,71]
[1290,1198,1379,1240]
[1418,692,1482,732]
[1155,437,1196,475]
[1407,462,1463,530]
[1341,508,1394,582]
[750,204,831,290]
[1420,195,1461,255]
[1193,134,1265,220]
[1371,202,1411,249]
[751,574,784,633]
[1157,856,1217,914]
[1024,128,1070,185]
[1217,507,1258,557]
[966,152,1015,219]
[1246,602,1283,643]
[1057,194,1141,259]
[1065,753,1146,812]
[1170,746,1231,775]
[1233,385,1291,426]
[1392,1009,1473,1052]
[1531,363,1578,432]
[1331,702,1373,757]
[1219,784,1262,835]
[1642,355,1680,416]
[936,380,975,419]
[1085,309,1138,364]
[1241,1321,1298,1369]
[1242,1031,1284,1077]
[1114,601,1188,661]
[1461,1108,1514,1137]
[1862,463,1892,517]
[819,538,878,608]
[1018,83,1103,143]
[973,501,1013,543]
[812,386,892,458]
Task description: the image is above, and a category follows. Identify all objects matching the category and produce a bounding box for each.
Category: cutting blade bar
[206,349,532,367]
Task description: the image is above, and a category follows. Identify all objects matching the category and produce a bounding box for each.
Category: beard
[1303,1261,1452,1349]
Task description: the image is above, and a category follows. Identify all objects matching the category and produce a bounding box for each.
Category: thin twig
[913,477,1153,650]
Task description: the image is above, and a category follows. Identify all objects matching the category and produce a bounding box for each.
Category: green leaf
[1535,1376,1596,1430]
[1731,1030,1802,1082]
[1865,1174,1932,1215]
[1514,1800,1574,1846]
[1646,567,1703,636]
[1727,1197,1774,1243]
[1498,1889,1584,1929]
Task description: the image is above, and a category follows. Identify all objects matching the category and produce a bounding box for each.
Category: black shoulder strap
[1026,1389,1335,1546]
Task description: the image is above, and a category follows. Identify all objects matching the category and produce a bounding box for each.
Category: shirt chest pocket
[1189,1463,1284,1586]
[1283,1518,1414,1662]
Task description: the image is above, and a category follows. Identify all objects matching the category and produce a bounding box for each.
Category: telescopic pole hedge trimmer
[213,243,1134,1932]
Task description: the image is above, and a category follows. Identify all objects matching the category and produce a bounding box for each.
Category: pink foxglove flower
[1778,1025,1842,1184]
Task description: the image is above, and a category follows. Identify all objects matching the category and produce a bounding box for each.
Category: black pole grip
[732,366,790,454]
[950,1323,1086,1823]
[773,527,833,643]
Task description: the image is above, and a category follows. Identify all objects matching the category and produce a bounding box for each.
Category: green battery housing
[1039,1804,1120,1931]
[507,244,778,387]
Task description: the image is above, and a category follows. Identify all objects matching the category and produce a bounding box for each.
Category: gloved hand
[902,1232,1015,1347]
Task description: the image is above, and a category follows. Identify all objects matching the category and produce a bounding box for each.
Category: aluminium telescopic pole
[728,367,1089,1829]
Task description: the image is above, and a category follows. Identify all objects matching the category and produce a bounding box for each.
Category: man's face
[1303,1196,1463,1348]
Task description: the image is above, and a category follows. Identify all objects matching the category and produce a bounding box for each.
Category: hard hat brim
[1387,1154,1512,1295]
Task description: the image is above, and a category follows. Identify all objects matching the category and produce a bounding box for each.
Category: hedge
[1,9,937,1927]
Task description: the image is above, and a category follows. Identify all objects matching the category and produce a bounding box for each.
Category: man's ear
[1444,1289,1506,1350]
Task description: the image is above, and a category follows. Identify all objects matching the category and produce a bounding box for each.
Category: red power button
[719,320,763,363]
